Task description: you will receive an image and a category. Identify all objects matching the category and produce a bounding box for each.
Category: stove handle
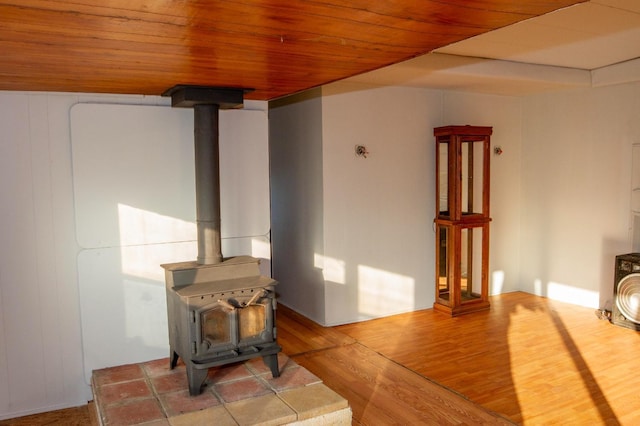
[217,299,236,311]
[245,289,268,306]
[218,289,269,311]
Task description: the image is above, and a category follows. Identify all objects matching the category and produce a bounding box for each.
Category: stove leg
[170,349,179,369]
[263,354,280,378]
[187,364,208,396]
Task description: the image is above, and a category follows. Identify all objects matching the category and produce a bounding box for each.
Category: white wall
[270,83,524,325]
[269,90,327,324]
[320,84,440,325]
[0,92,88,420]
[0,92,269,419]
[520,82,640,309]
[71,103,271,383]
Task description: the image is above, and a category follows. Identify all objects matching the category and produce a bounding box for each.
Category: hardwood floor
[278,303,514,425]
[0,405,92,426]
[4,292,639,425]
[331,292,640,425]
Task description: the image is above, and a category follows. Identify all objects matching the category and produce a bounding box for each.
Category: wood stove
[162,257,280,395]
[161,86,280,396]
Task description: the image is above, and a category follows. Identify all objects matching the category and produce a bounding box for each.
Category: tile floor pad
[92,354,351,425]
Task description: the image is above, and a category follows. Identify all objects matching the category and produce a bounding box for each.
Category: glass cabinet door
[436,224,450,306]
[461,138,486,216]
[460,225,485,304]
[437,136,450,217]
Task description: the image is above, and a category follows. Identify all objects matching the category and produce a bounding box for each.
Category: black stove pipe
[162,85,246,265]
[194,104,223,265]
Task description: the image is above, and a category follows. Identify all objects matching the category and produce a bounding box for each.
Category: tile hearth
[91,353,351,425]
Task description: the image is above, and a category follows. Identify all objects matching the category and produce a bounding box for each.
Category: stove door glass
[201,306,233,347]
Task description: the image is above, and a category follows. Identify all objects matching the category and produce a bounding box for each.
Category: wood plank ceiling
[1,0,586,101]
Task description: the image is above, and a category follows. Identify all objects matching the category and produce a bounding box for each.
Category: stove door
[194,303,238,357]
[238,299,274,348]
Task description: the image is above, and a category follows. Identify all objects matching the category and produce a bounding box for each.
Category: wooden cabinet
[434,125,492,316]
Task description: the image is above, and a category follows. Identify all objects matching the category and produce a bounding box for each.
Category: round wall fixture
[355,145,369,158]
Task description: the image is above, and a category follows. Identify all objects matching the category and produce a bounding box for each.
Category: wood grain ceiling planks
[0,0,586,100]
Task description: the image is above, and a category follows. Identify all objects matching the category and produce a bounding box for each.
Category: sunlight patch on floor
[507,303,594,422]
